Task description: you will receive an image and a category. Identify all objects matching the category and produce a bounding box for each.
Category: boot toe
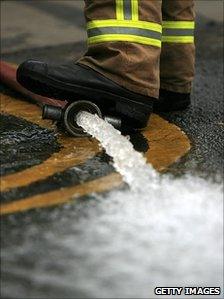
[17,60,46,83]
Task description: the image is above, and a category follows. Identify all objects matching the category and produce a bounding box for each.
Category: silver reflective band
[123,0,132,20]
[88,27,162,41]
[163,28,194,36]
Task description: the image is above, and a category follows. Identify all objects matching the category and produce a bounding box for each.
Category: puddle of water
[76,111,223,291]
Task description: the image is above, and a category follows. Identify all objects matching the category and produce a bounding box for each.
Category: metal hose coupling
[42,100,122,137]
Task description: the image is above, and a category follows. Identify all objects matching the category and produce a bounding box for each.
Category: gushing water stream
[76,111,223,295]
[77,111,159,191]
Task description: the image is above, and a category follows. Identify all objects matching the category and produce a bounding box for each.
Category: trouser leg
[78,0,162,99]
[160,0,195,93]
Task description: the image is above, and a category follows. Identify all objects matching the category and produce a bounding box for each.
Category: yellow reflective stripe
[87,20,162,33]
[131,0,139,21]
[162,36,194,43]
[88,34,161,47]
[162,21,195,29]
[116,0,124,20]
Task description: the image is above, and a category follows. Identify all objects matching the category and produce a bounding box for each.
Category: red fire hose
[0,60,66,108]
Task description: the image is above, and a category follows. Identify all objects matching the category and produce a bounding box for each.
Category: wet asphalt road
[1,1,223,298]
[0,113,60,177]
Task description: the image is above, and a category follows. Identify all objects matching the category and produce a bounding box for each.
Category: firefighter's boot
[17,60,155,131]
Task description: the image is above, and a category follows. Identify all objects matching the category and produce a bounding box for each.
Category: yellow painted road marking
[143,114,191,171]
[0,91,191,215]
[0,173,122,215]
[0,93,190,191]
[1,94,100,191]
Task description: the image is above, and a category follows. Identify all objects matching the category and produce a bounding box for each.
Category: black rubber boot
[17,60,155,130]
[154,89,191,112]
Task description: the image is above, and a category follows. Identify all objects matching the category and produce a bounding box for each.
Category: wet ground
[1,1,223,298]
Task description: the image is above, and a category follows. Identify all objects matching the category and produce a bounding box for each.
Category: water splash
[76,111,223,293]
[2,112,222,299]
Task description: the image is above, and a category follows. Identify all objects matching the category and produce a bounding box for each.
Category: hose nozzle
[42,105,63,121]
[42,101,122,137]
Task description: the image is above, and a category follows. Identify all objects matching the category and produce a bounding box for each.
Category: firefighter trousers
[78,0,195,99]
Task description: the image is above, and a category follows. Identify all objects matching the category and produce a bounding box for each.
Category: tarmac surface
[1,1,223,298]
